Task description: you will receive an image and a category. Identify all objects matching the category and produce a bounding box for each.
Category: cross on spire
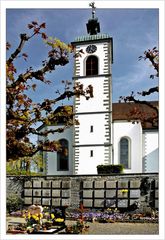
[89,2,96,19]
[86,2,100,35]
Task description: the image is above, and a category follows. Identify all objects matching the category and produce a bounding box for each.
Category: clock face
[86,44,97,54]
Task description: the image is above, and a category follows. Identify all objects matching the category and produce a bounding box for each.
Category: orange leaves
[27,21,47,40]
[85,84,94,98]
[28,21,46,29]
[27,23,34,29]
[6,42,11,50]
[14,93,32,109]
[40,140,61,152]
[22,53,28,61]
[126,103,158,127]
[139,47,159,78]
[33,28,40,34]
[74,119,79,125]
[67,44,75,52]
[41,32,47,39]
[6,62,17,82]
[73,82,94,100]
[40,22,46,28]
[31,21,38,25]
[73,49,85,58]
[15,84,26,91]
[6,19,95,161]
[16,94,25,105]
[6,63,16,73]
[31,84,36,91]
[63,105,73,114]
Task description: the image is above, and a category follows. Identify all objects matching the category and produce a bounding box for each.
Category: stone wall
[7,173,158,210]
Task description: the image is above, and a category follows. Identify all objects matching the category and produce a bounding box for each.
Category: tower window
[57,139,69,171]
[86,55,98,76]
[90,125,93,132]
[119,137,131,169]
[90,150,93,157]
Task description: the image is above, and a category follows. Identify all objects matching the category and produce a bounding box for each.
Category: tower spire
[86,2,100,35]
[89,2,96,19]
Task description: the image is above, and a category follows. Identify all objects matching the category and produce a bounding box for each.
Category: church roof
[86,2,100,35]
[38,101,158,131]
[72,3,112,44]
[112,101,158,130]
[74,33,111,42]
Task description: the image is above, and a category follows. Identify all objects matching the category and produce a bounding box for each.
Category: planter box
[97,164,124,174]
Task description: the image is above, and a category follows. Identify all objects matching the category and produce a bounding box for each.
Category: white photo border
[0,1,164,240]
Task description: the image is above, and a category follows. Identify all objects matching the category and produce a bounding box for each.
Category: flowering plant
[66,219,89,234]
[65,204,89,233]
[40,208,65,227]
[120,189,128,193]
[23,211,43,227]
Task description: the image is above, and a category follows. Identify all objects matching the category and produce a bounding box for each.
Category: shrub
[97,164,124,174]
[6,193,24,213]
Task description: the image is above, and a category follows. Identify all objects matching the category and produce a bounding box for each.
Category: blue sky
[6,7,159,105]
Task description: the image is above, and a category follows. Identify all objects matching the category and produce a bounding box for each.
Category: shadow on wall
[142,148,159,173]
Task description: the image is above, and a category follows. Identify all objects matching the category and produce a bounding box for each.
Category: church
[38,5,158,176]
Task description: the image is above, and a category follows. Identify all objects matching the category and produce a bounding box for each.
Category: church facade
[38,6,158,175]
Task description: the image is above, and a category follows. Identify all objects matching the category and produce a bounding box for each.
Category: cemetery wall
[7,173,158,209]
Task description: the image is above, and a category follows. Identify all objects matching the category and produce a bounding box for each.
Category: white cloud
[113,60,158,101]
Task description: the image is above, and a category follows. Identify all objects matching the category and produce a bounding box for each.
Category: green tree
[6,152,45,175]
[6,21,93,162]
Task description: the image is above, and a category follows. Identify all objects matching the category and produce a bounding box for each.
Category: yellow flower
[121,189,128,193]
[55,218,64,222]
[45,37,72,53]
[32,214,37,220]
[51,213,55,219]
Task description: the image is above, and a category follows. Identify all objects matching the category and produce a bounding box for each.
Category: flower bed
[7,205,158,235]
[7,205,66,234]
[9,210,23,218]
[69,208,158,224]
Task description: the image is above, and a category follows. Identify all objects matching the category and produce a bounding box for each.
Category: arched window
[57,139,69,171]
[86,55,98,76]
[119,137,131,169]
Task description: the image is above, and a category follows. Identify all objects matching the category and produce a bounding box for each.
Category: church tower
[72,3,113,174]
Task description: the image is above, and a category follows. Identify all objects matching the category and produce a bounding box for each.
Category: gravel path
[6,217,159,235]
[65,220,159,235]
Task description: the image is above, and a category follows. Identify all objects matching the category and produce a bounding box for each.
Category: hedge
[97,164,124,174]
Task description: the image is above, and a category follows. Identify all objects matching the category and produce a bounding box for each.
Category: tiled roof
[112,101,158,129]
[74,33,111,42]
[38,101,158,131]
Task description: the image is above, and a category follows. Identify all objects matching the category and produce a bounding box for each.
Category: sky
[6,6,159,106]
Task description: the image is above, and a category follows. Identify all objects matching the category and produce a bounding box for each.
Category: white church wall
[76,146,105,174]
[75,42,111,76]
[113,121,143,173]
[142,131,158,173]
[39,125,73,175]
[73,39,112,175]
[76,114,107,145]
[75,76,111,113]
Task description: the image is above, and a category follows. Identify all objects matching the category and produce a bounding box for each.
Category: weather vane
[89,2,96,19]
